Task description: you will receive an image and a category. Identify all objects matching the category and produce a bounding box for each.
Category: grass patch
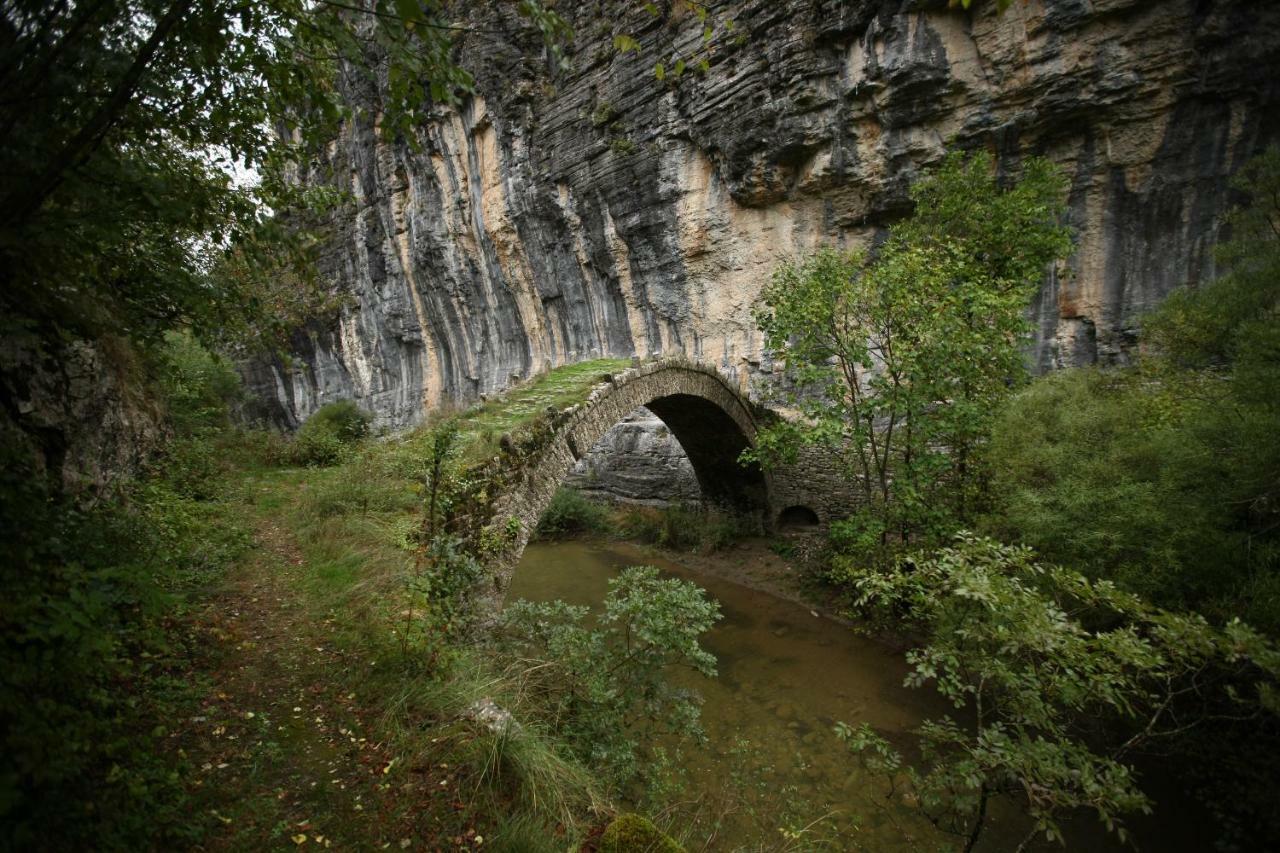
[200,421,614,846]
[445,358,630,464]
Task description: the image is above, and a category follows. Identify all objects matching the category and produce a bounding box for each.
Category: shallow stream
[509,539,1208,851]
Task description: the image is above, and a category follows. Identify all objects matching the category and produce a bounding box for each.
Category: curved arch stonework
[473,357,857,609]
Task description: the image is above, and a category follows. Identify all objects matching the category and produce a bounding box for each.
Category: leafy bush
[1,332,250,849]
[162,435,227,499]
[229,427,292,467]
[839,533,1280,851]
[535,487,609,539]
[0,431,248,850]
[403,535,487,670]
[984,149,1280,632]
[617,504,751,553]
[305,398,372,442]
[155,331,243,435]
[826,511,894,574]
[287,400,372,466]
[498,567,720,789]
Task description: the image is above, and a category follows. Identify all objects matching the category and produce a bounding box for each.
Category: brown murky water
[510,540,1208,852]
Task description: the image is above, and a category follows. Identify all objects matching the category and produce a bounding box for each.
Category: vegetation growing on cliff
[986,148,1280,635]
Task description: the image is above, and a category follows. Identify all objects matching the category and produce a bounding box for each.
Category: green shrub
[839,533,1280,851]
[616,504,750,553]
[155,330,242,435]
[228,427,291,467]
[984,365,1280,632]
[288,423,348,466]
[403,535,487,669]
[162,435,226,499]
[535,487,609,539]
[287,400,371,466]
[618,504,699,550]
[698,511,757,552]
[0,433,248,850]
[498,567,720,791]
[983,147,1280,633]
[768,539,796,559]
[305,398,372,442]
[590,101,616,128]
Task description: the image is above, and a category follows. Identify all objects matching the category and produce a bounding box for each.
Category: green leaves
[0,0,575,352]
[753,152,1071,555]
[840,533,1280,849]
[498,566,721,790]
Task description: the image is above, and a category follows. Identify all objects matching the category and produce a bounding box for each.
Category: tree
[0,0,571,351]
[985,147,1280,633]
[839,534,1280,852]
[750,151,1071,560]
[498,566,721,789]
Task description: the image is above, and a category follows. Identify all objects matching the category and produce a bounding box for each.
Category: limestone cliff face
[246,0,1280,430]
[564,407,701,504]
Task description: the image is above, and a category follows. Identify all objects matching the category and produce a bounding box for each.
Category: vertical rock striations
[564,406,701,504]
[245,0,1280,431]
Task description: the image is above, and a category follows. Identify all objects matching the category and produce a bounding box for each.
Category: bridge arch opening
[640,393,767,515]
[478,361,786,607]
[777,504,820,529]
[565,406,702,505]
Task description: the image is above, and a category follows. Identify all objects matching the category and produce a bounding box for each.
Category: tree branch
[2,0,190,229]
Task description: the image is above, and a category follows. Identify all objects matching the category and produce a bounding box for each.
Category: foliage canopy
[0,0,569,352]
[986,147,1280,633]
[751,151,1071,558]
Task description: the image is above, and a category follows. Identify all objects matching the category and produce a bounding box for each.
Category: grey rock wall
[244,0,1280,432]
[564,406,701,504]
[0,330,164,495]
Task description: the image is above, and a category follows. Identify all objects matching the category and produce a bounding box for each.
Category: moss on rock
[599,813,682,853]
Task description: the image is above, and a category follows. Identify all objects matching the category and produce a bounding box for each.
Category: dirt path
[174,479,483,851]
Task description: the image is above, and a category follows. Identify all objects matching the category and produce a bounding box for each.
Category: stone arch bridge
[464,357,856,606]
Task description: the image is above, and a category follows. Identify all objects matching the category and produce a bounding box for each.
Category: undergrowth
[0,335,253,850]
[3,349,705,849]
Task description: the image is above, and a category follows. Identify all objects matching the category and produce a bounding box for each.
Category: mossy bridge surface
[447,356,855,607]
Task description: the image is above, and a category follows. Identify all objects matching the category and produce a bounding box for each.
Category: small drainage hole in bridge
[777,505,820,529]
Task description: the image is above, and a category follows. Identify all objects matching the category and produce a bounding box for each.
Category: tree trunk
[964,784,989,853]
